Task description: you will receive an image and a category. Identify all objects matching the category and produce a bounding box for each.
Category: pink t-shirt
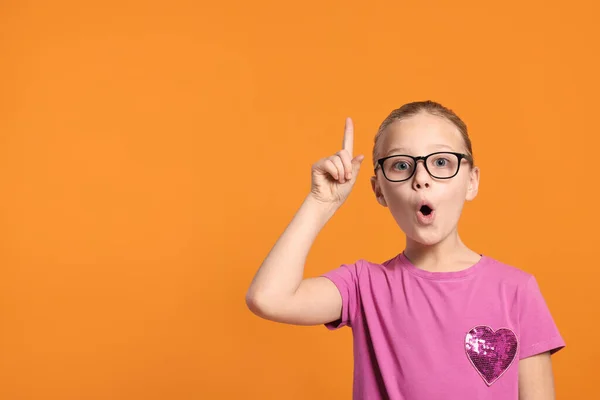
[322,252,565,400]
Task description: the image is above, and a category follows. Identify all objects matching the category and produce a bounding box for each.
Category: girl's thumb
[351,154,365,174]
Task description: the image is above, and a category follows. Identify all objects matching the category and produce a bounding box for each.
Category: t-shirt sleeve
[320,260,363,330]
[518,275,566,359]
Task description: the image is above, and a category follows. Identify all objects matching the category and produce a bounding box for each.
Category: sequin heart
[465,325,518,386]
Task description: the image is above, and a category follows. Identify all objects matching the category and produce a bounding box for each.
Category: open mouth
[419,204,433,216]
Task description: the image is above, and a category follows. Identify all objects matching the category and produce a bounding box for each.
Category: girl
[246,101,565,399]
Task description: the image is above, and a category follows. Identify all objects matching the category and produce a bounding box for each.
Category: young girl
[246,101,565,399]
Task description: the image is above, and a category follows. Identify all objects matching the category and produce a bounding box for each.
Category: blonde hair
[372,100,474,168]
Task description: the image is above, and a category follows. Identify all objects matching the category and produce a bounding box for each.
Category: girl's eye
[393,162,410,171]
[434,158,449,167]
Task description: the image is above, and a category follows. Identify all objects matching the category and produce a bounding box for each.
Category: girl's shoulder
[480,255,535,284]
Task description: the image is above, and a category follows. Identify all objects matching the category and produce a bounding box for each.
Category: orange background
[1,1,597,399]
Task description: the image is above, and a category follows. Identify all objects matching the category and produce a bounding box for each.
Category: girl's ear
[466,166,480,201]
[371,175,388,207]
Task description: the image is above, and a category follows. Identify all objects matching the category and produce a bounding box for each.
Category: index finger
[343,117,354,157]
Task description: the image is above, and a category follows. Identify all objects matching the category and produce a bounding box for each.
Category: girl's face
[370,112,480,246]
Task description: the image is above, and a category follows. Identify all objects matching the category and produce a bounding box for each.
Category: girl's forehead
[381,113,465,155]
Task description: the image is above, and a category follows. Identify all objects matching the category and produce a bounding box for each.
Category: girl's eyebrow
[385,147,409,156]
[384,144,455,157]
[431,144,455,151]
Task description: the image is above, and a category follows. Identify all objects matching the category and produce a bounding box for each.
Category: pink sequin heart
[465,325,518,386]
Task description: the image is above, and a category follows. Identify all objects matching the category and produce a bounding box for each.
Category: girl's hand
[309,117,365,207]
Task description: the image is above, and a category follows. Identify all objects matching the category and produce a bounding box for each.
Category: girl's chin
[405,227,446,246]
[409,236,442,247]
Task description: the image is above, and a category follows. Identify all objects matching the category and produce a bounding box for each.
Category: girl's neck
[403,230,481,273]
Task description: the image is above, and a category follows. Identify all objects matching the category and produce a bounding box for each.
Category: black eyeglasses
[374,151,473,182]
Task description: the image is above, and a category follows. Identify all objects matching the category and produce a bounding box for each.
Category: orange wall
[1,1,597,399]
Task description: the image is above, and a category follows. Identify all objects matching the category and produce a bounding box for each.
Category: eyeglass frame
[374,151,473,182]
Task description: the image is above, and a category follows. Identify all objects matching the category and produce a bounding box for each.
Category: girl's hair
[372,100,474,168]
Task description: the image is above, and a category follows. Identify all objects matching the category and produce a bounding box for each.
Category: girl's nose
[412,162,431,190]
